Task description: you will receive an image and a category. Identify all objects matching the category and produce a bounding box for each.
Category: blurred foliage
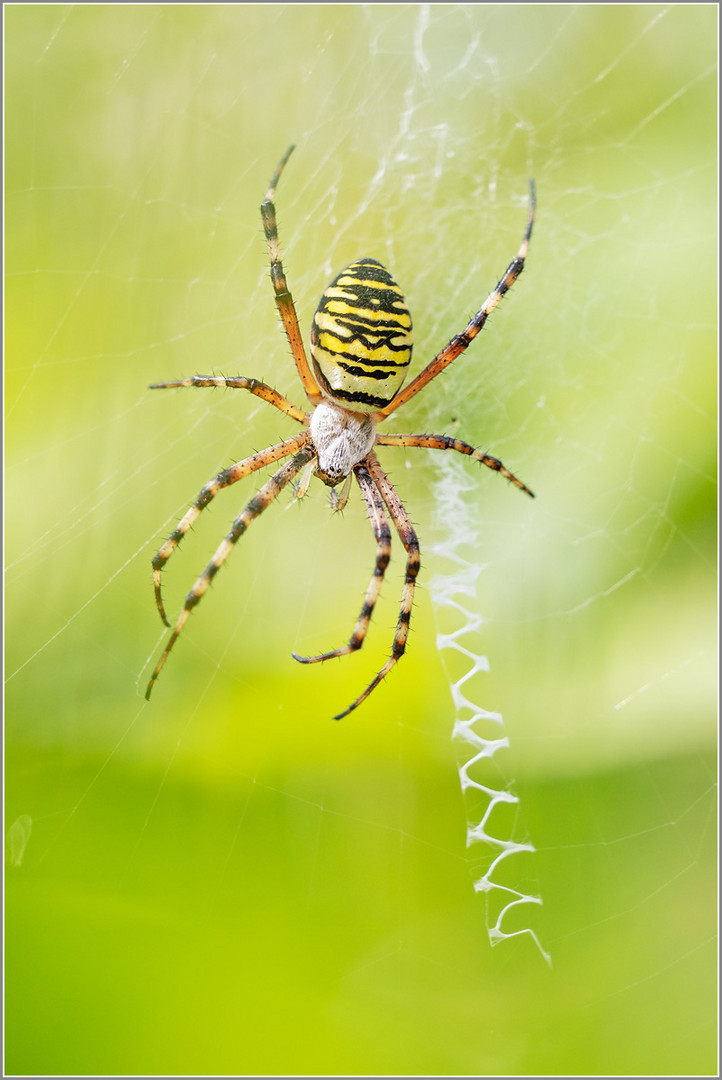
[5,4,717,1076]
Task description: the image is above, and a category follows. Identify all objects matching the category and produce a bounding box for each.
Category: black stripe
[312,362,390,408]
[326,303,410,321]
[321,289,410,318]
[316,320,412,354]
[332,351,408,369]
[335,362,395,381]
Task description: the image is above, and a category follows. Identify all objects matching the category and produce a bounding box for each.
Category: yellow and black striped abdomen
[310,258,413,413]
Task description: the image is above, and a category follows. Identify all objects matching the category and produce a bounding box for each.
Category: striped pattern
[310,258,413,413]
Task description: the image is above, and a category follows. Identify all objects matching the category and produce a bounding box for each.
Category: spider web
[5,5,717,1077]
[430,452,550,964]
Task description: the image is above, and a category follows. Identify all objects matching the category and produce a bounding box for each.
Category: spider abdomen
[310,258,413,414]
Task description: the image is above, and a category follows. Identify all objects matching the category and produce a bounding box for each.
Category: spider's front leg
[149,375,308,424]
[261,146,324,407]
[374,179,535,420]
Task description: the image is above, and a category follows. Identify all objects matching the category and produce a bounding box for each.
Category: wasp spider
[146,146,535,719]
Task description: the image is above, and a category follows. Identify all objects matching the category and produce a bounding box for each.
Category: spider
[145,146,535,719]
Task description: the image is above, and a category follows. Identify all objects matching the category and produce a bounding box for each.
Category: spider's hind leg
[333,452,420,721]
[151,434,311,625]
[146,445,316,700]
[292,460,391,666]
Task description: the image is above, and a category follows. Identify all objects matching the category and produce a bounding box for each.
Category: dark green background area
[5,5,717,1076]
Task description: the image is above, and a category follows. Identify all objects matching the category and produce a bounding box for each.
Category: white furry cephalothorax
[309,398,377,485]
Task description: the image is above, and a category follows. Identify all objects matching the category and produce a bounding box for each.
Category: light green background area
[5,5,717,1076]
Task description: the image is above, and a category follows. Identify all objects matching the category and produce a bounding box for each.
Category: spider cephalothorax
[145,146,535,719]
[309,400,376,486]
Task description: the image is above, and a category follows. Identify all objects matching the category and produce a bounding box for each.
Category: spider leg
[146,445,316,700]
[152,432,311,626]
[149,375,308,424]
[261,146,324,407]
[292,460,392,666]
[374,180,535,420]
[376,433,534,497]
[334,452,420,720]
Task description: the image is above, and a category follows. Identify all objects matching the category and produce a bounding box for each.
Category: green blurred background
[5,5,717,1075]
